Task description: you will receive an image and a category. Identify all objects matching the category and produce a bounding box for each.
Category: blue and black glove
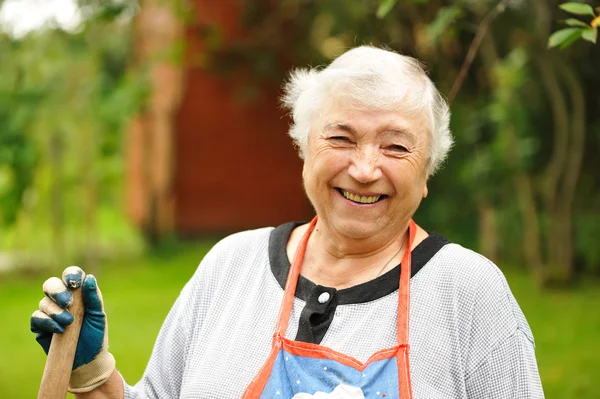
[30,266,116,393]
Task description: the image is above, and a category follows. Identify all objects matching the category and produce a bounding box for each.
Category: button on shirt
[317,292,330,303]
[296,286,338,344]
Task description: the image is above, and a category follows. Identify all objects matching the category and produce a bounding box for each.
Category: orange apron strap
[397,219,416,345]
[397,219,416,398]
[273,216,318,339]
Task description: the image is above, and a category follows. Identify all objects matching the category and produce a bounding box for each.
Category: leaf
[427,5,464,44]
[581,27,598,43]
[547,27,584,48]
[376,0,397,19]
[559,2,596,17]
[562,18,590,27]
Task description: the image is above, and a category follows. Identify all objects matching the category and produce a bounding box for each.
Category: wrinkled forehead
[313,91,431,140]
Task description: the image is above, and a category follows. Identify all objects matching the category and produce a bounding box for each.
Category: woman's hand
[30,266,116,394]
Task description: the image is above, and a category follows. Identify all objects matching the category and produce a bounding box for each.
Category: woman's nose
[347,147,382,183]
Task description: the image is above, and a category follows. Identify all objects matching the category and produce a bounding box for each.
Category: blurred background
[0,0,598,397]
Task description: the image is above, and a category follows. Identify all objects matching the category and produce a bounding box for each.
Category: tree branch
[447,0,510,105]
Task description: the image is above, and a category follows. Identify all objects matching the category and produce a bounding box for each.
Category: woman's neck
[286,221,429,289]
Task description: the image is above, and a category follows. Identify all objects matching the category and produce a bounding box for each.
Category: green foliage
[548,2,598,48]
[559,2,596,16]
[575,212,600,269]
[377,0,430,19]
[548,27,588,48]
[581,26,598,42]
[426,5,463,44]
[0,0,147,263]
[376,0,398,19]
[563,17,592,27]
[0,103,39,225]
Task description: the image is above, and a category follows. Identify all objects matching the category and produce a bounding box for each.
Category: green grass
[1,246,599,398]
[502,268,600,398]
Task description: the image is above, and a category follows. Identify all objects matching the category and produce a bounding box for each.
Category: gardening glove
[30,266,116,393]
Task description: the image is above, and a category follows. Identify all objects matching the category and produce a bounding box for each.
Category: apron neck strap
[274,217,416,347]
[274,216,318,338]
[397,219,416,345]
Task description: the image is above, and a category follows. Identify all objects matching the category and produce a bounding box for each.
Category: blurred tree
[0,0,147,267]
[126,0,186,246]
[0,41,40,227]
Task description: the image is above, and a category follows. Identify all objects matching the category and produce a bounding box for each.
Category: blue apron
[243,217,416,399]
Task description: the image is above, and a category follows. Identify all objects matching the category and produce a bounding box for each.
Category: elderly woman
[31,46,543,398]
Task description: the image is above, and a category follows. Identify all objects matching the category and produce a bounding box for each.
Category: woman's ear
[422,184,428,199]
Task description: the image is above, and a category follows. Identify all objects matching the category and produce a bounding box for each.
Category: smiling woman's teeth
[341,190,381,204]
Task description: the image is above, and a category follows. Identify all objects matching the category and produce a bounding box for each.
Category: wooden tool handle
[38,288,85,399]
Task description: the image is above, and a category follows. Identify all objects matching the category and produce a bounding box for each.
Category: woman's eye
[330,136,352,143]
[387,144,408,152]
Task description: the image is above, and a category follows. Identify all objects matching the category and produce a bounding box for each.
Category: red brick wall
[173,0,313,234]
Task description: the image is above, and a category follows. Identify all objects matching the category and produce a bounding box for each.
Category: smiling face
[302,98,430,244]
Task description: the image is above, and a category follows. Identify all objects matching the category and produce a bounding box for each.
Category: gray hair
[281,45,453,176]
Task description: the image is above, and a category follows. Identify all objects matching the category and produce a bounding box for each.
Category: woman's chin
[330,219,385,241]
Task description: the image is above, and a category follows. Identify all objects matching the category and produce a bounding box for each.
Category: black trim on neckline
[269,221,450,305]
